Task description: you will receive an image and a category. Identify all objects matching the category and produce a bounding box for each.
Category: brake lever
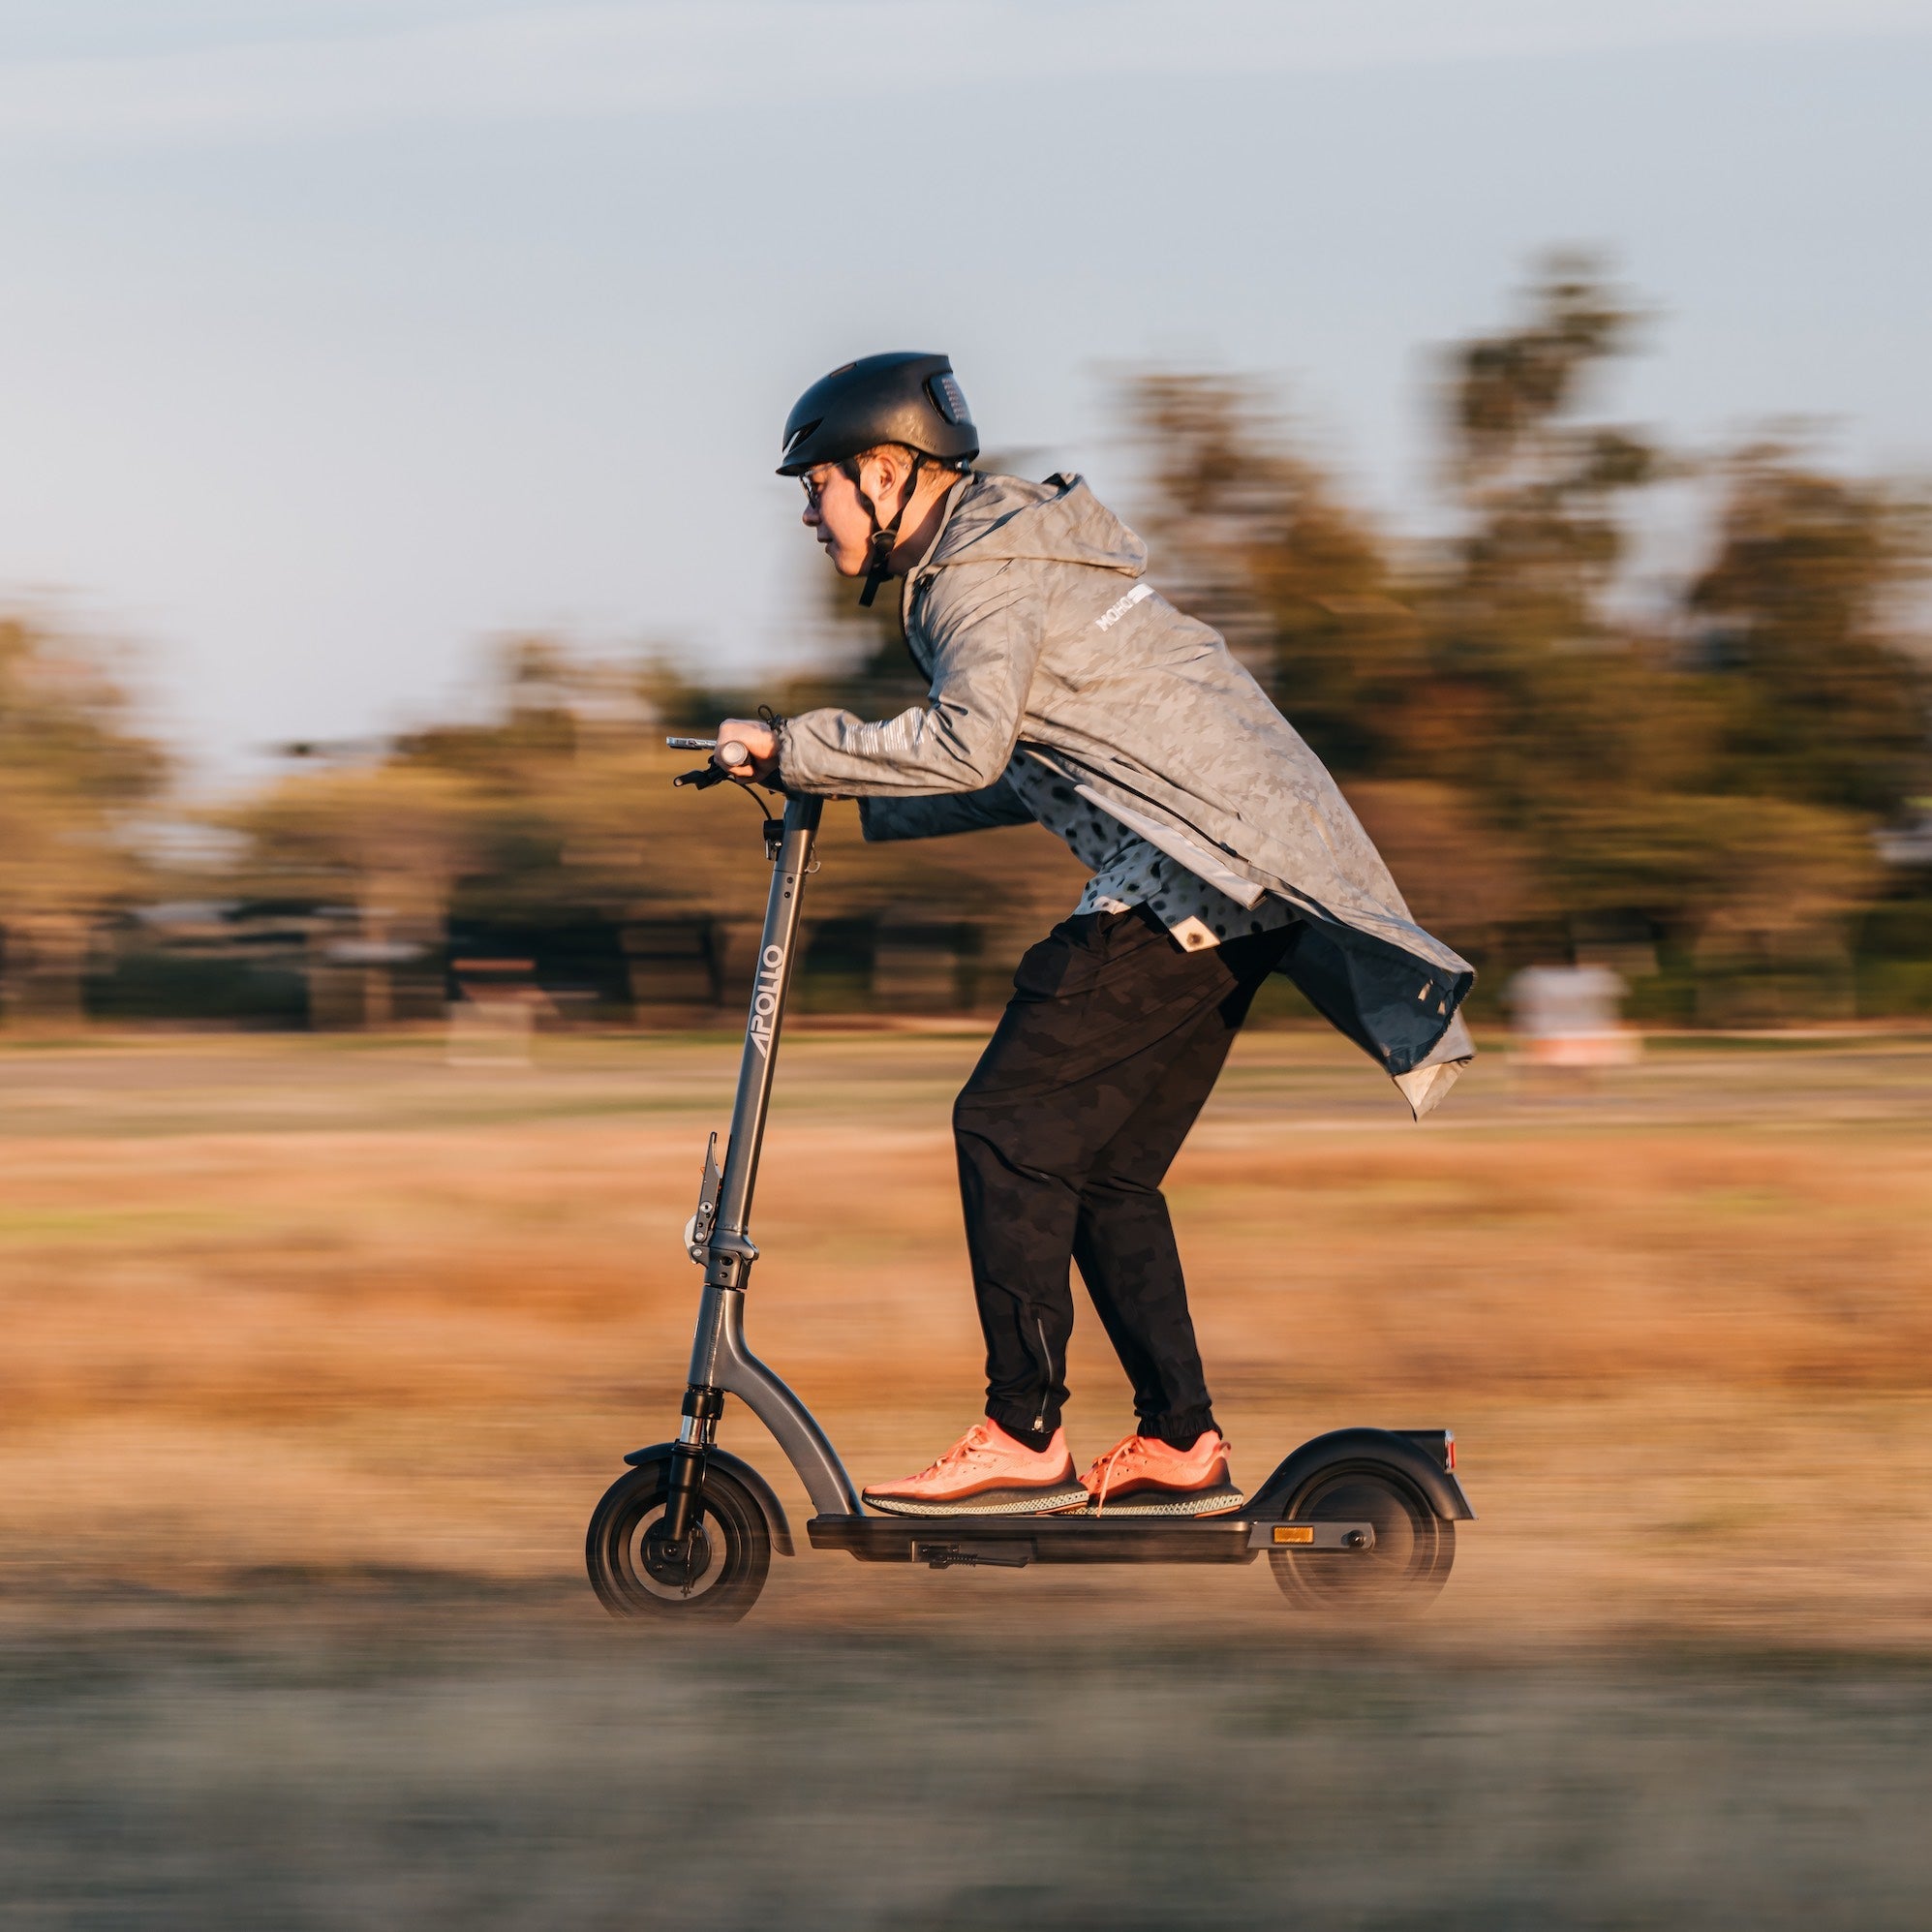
[670,736,751,791]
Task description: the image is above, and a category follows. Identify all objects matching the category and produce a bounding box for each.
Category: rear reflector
[1272,1525,1314,1545]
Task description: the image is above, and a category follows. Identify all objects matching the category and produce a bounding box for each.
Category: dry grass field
[4,1026,1932,1925]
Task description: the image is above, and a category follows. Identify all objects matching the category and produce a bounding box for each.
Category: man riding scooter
[715,353,1474,1519]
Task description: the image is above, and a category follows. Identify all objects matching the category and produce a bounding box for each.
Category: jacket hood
[923,472,1148,577]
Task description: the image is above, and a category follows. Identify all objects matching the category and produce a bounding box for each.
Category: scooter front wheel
[1269,1460,1455,1613]
[586,1454,771,1622]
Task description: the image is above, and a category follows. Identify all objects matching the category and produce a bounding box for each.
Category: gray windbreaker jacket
[777,472,1476,1117]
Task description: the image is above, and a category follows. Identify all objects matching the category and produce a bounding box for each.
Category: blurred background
[4,4,1932,1926]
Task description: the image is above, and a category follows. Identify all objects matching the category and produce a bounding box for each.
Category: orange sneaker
[1081,1429,1244,1516]
[863,1420,1089,1518]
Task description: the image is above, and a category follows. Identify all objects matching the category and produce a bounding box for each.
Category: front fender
[622,1442,795,1556]
[1247,1427,1476,1523]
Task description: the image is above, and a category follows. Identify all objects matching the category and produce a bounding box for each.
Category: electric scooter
[585,740,1475,1623]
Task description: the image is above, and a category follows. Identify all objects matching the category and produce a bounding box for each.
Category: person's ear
[862,446,907,503]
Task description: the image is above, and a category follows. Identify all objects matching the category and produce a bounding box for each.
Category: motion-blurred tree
[1122,257,1931,1009]
[219,759,478,1027]
[1690,445,1930,818]
[1426,263,1925,978]
[1120,371,1419,775]
[1417,261,1709,809]
[0,616,169,1025]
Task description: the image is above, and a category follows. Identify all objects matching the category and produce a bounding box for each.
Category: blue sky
[1,1,1928,780]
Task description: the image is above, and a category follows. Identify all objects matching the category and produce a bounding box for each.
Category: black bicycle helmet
[777,352,977,476]
[778,353,979,604]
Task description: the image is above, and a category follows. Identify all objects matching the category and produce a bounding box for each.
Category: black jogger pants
[953,905,1298,1450]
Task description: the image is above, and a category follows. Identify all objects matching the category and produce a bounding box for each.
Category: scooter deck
[808,1512,1371,1569]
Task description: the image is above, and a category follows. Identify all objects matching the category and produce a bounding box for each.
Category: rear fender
[1247,1427,1476,1523]
[622,1442,795,1556]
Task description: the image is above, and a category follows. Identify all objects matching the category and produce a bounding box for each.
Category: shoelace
[1089,1439,1150,1515]
[910,1424,998,1483]
[1089,1436,1229,1515]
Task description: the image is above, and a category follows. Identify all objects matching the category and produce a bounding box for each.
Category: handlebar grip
[671,740,753,788]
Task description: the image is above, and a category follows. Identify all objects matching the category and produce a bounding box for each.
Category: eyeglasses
[798,467,844,511]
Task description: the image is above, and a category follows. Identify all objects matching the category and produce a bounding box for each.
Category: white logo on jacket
[1095,583,1153,630]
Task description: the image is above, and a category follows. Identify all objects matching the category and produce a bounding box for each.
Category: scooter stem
[714,792,819,1243]
[680,792,864,1519]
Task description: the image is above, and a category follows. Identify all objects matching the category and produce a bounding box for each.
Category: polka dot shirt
[1004,763,1298,952]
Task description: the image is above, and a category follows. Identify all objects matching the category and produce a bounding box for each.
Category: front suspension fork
[661,1386,723,1542]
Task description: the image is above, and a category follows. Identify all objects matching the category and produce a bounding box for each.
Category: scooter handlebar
[670,737,752,789]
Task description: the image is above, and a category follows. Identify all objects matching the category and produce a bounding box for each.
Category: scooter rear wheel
[586,1455,771,1622]
[1269,1460,1455,1613]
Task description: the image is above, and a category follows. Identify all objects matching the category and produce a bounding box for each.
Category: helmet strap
[847,451,926,608]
